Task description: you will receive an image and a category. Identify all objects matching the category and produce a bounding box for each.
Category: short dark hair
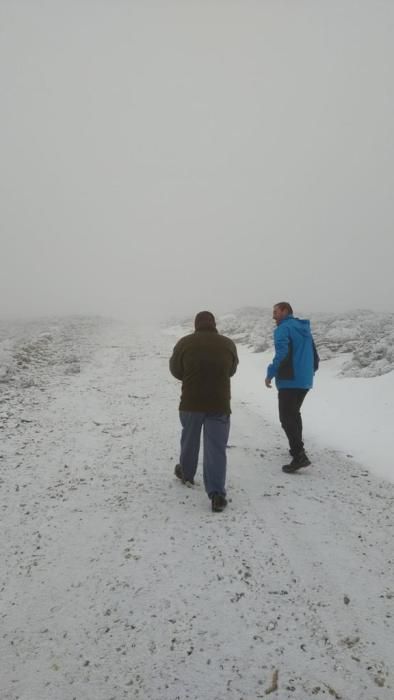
[274,302,293,315]
[194,311,216,330]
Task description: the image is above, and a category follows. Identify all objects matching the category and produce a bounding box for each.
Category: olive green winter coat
[169,329,239,414]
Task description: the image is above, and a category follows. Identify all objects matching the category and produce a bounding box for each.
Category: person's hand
[265,377,272,388]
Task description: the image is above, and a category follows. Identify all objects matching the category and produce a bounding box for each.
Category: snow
[1,317,394,700]
[233,347,394,484]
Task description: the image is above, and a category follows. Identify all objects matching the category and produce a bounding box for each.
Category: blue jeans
[179,411,230,498]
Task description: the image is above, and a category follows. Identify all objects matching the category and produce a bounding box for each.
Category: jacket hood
[281,315,311,337]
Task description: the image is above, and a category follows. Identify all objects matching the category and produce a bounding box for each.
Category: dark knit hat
[194,311,216,331]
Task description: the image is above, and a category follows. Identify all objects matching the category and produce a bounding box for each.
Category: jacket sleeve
[229,343,239,377]
[266,325,290,380]
[169,341,184,380]
[312,338,320,372]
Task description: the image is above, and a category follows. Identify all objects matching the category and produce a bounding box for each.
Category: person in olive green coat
[170,311,238,512]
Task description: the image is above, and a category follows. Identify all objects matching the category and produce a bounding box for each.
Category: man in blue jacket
[265,302,319,473]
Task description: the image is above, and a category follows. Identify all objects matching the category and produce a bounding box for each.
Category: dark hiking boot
[282,452,311,473]
[211,493,228,512]
[174,464,194,486]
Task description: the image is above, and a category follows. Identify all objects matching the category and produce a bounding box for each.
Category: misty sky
[1,1,394,321]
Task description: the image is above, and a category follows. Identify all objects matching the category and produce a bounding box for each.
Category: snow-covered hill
[174,307,394,378]
[0,316,109,390]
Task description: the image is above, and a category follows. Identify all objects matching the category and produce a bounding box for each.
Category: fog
[1,1,394,321]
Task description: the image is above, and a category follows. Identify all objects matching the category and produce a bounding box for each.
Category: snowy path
[1,320,393,700]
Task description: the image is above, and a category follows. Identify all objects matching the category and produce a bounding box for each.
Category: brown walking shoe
[211,493,228,512]
[174,464,194,486]
[282,452,311,473]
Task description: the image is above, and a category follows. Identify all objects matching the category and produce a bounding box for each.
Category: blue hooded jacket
[266,315,319,389]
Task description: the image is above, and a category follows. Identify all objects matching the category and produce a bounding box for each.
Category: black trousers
[278,389,309,456]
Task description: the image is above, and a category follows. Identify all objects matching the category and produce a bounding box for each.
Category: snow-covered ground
[234,346,394,484]
[1,317,393,700]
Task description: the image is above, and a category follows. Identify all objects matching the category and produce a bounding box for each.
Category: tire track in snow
[230,399,393,699]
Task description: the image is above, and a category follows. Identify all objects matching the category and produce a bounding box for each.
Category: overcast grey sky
[1,0,393,320]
